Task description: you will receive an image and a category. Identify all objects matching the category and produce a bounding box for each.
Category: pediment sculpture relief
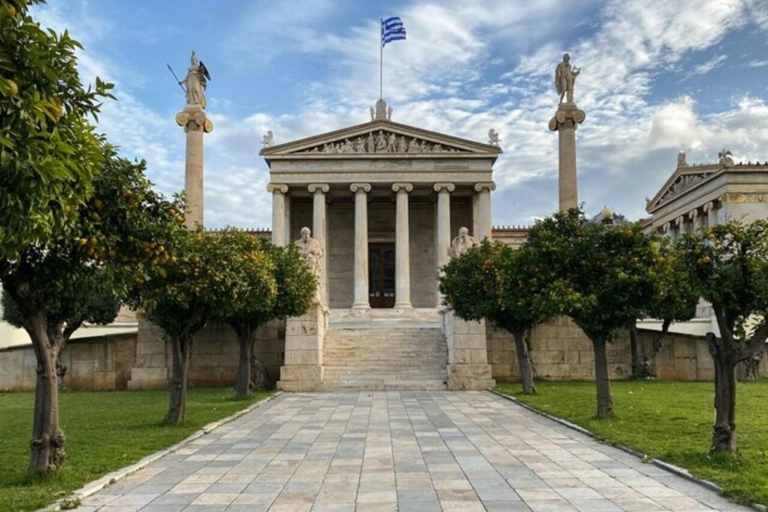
[659,172,714,204]
[295,130,468,155]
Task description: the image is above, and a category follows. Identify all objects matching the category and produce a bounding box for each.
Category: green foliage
[497,380,768,506]
[1,149,186,339]
[133,229,262,341]
[679,220,768,344]
[524,209,659,340]
[0,388,274,512]
[261,240,315,322]
[440,240,557,334]
[643,237,698,326]
[0,0,115,258]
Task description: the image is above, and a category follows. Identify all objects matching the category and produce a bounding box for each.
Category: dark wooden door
[369,243,395,308]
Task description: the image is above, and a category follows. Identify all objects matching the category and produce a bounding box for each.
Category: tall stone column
[392,183,413,309]
[474,182,496,241]
[267,184,288,247]
[351,183,371,310]
[548,104,585,211]
[176,105,213,228]
[434,183,455,305]
[309,184,330,305]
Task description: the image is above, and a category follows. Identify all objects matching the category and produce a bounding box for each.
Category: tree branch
[738,322,768,362]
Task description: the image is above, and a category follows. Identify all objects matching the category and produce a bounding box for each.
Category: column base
[394,302,413,310]
[277,365,324,392]
[351,303,370,312]
[447,364,495,391]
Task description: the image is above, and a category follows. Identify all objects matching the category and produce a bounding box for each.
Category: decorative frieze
[296,130,468,155]
[658,171,715,205]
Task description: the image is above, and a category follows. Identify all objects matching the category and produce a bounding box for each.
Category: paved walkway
[75,392,752,512]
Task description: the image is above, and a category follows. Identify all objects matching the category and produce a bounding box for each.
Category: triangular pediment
[260,120,502,160]
[646,165,721,212]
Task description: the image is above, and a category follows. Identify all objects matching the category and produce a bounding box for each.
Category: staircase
[322,309,449,391]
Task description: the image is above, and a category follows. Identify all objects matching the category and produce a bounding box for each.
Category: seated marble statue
[450,227,478,258]
[295,227,324,302]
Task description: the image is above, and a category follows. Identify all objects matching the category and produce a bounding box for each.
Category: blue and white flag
[381,16,406,47]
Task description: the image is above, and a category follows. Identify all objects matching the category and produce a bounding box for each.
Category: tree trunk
[26,314,66,475]
[165,335,192,424]
[711,352,738,454]
[235,324,254,399]
[512,330,536,394]
[590,333,614,419]
[628,321,643,378]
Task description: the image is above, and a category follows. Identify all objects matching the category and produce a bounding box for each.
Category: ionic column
[474,182,496,241]
[673,215,684,240]
[309,184,330,305]
[350,183,371,310]
[176,106,213,228]
[434,183,455,304]
[267,184,289,247]
[704,201,717,228]
[688,209,699,234]
[392,183,413,309]
[548,104,586,211]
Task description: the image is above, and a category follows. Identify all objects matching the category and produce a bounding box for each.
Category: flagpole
[379,18,383,100]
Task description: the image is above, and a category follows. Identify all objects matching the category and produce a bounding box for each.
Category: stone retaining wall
[0,333,137,392]
[488,316,767,382]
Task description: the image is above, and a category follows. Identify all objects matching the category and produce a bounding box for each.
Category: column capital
[308,183,330,194]
[548,104,586,132]
[674,215,684,227]
[175,107,213,133]
[392,183,413,193]
[662,222,671,233]
[688,209,699,220]
[433,182,455,193]
[267,183,289,194]
[474,182,496,193]
[350,183,371,193]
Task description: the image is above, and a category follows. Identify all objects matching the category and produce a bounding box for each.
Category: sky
[31,0,768,229]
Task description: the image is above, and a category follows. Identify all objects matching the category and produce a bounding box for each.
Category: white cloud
[690,54,727,76]
[30,0,768,228]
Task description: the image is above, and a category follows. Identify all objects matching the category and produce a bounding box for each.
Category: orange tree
[440,241,558,394]
[0,0,113,259]
[630,237,697,378]
[218,232,314,398]
[524,209,659,419]
[679,220,768,454]
[131,229,276,422]
[0,149,185,475]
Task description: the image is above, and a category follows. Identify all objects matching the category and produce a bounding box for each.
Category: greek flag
[382,16,406,47]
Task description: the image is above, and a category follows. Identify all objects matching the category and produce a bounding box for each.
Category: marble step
[321,376,448,391]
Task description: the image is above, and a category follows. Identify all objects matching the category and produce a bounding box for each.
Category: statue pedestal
[277,303,328,392]
[442,309,495,391]
[548,103,585,212]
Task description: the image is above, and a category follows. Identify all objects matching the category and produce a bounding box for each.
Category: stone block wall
[488,316,767,382]
[127,318,285,390]
[0,333,137,392]
[488,316,631,381]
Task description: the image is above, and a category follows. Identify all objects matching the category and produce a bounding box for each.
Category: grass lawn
[495,380,768,506]
[0,387,274,512]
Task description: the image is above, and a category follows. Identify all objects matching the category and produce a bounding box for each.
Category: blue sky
[33,0,768,228]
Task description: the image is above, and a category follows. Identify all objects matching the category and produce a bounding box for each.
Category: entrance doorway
[369,243,395,308]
